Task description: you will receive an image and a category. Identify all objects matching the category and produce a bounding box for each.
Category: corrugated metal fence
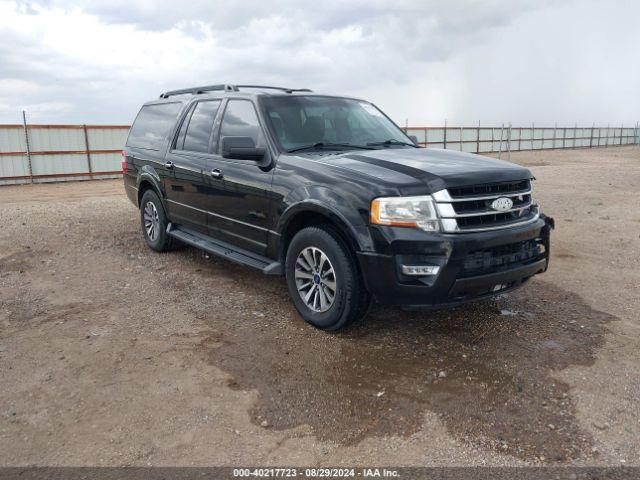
[1,122,638,185]
[404,123,639,153]
[0,123,129,185]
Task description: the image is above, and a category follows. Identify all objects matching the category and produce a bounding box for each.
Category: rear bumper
[357,215,553,308]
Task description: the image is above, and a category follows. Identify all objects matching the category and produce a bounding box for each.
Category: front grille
[459,239,544,278]
[433,180,539,233]
[452,193,532,214]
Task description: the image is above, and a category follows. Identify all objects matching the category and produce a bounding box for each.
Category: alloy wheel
[294,246,337,313]
[143,201,160,242]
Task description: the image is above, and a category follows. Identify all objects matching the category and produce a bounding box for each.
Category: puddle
[195,274,613,462]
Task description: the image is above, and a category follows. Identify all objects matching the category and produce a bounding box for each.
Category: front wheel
[285,226,370,331]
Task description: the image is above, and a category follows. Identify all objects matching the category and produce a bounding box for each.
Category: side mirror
[221,136,266,161]
[408,135,418,145]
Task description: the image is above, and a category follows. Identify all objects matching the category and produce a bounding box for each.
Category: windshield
[260,95,412,152]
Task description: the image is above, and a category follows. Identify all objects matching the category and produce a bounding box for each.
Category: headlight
[370,195,439,231]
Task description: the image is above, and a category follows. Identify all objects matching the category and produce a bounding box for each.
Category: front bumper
[357,215,553,308]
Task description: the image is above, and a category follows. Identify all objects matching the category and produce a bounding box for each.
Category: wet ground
[207,281,614,462]
[0,146,639,466]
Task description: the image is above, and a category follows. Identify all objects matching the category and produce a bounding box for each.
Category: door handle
[209,169,223,179]
[165,161,174,169]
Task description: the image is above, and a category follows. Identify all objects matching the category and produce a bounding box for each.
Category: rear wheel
[285,226,370,331]
[140,189,174,252]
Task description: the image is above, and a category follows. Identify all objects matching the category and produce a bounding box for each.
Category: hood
[314,148,532,194]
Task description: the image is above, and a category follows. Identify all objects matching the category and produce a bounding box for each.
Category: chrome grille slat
[438,201,533,218]
[432,189,532,203]
[434,179,538,233]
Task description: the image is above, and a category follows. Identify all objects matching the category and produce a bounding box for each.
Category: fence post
[443,119,447,149]
[82,124,93,174]
[597,125,601,147]
[476,120,480,153]
[491,124,494,152]
[507,122,512,160]
[589,123,594,148]
[531,122,535,150]
[424,127,428,148]
[573,122,577,148]
[498,123,504,159]
[552,122,557,149]
[606,123,610,147]
[619,123,623,146]
[22,110,33,184]
[517,126,522,151]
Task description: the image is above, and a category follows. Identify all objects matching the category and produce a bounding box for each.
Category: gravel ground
[0,146,638,466]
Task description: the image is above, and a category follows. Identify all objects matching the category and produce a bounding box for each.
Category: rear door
[203,98,275,255]
[164,99,223,234]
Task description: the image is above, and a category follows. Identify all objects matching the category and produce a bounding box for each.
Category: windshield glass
[260,95,411,151]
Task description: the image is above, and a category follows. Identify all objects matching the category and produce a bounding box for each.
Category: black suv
[123,84,553,331]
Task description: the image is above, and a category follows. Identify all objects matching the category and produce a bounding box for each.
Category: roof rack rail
[234,85,313,94]
[159,84,238,99]
[159,84,312,98]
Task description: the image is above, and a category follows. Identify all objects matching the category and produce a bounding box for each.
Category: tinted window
[127,103,182,150]
[220,100,264,146]
[261,96,409,151]
[183,100,221,153]
[174,103,196,151]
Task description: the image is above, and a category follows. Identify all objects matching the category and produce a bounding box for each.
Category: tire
[285,226,371,331]
[139,189,175,252]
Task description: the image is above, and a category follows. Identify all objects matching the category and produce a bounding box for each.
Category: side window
[220,100,264,146]
[127,102,183,150]
[174,103,196,151]
[182,100,221,153]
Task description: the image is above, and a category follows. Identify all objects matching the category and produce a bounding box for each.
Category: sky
[0,0,638,127]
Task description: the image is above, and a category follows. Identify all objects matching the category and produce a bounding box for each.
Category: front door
[204,98,275,255]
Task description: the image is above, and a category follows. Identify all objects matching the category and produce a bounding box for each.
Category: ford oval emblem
[490,197,514,212]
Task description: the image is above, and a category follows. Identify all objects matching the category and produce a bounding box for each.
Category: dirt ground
[0,146,639,467]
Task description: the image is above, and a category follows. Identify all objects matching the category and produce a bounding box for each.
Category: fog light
[401,265,440,276]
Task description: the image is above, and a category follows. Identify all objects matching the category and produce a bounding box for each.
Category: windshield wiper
[286,142,371,153]
[367,139,419,148]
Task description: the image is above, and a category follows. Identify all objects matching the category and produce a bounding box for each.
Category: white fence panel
[0,124,129,185]
[1,121,637,186]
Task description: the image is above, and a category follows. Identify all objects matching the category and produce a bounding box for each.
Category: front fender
[276,185,375,252]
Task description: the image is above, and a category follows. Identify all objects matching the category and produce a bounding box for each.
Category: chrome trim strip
[167,198,207,214]
[166,199,270,233]
[125,184,138,191]
[437,201,533,218]
[441,211,540,233]
[432,189,531,203]
[174,164,202,174]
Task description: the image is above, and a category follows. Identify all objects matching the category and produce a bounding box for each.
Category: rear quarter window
[127,102,183,150]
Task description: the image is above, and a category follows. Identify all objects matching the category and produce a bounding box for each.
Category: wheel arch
[136,167,165,207]
[277,201,368,265]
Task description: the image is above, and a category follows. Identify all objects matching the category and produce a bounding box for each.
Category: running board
[166,223,283,275]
